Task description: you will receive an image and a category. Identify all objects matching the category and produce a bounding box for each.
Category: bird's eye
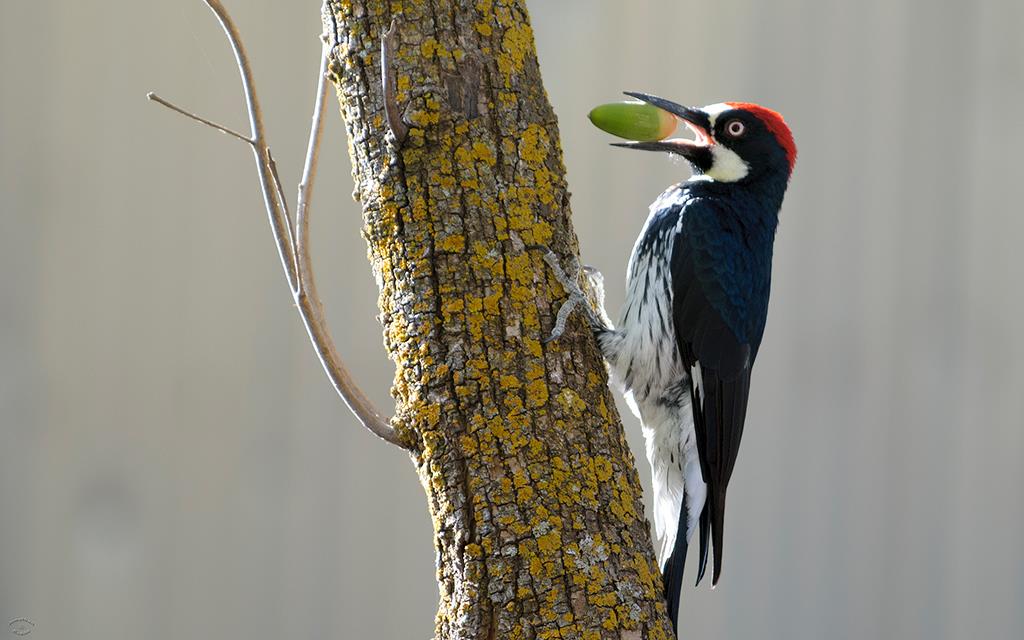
[725,120,746,137]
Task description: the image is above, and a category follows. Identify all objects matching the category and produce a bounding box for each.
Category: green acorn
[588,101,678,142]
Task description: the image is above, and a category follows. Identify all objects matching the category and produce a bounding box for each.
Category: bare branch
[292,39,404,447]
[201,0,299,295]
[148,0,405,449]
[296,50,329,231]
[381,19,409,144]
[265,147,299,274]
[147,92,253,144]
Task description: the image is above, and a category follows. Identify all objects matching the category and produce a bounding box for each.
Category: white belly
[610,249,686,408]
[599,221,705,563]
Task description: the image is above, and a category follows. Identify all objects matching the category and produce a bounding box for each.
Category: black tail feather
[662,501,690,634]
[710,485,727,586]
[695,503,710,586]
[692,369,749,588]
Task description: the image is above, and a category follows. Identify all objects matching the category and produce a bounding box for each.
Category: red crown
[726,102,797,175]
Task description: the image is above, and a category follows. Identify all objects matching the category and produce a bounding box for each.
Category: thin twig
[265,147,299,272]
[202,0,300,295]
[380,18,409,144]
[147,92,253,144]
[292,39,400,445]
[147,0,405,449]
[295,51,329,286]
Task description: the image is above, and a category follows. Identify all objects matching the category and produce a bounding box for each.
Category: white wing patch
[691,361,705,412]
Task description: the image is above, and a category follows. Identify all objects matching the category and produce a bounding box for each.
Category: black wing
[670,201,756,588]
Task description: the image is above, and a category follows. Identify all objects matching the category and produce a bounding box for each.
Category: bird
[539,92,796,633]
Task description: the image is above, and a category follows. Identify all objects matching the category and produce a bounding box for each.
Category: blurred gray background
[2,1,1022,639]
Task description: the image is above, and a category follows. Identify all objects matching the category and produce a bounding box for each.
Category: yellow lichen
[519,124,549,167]
[590,592,617,608]
[471,141,497,166]
[556,389,587,417]
[525,378,549,408]
[436,234,466,253]
[602,609,619,630]
[536,530,561,554]
[496,23,533,84]
[442,298,465,318]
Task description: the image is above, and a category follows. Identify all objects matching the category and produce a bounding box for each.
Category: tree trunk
[325,2,674,638]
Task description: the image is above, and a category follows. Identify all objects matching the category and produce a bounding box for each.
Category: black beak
[622,92,712,132]
[611,92,714,169]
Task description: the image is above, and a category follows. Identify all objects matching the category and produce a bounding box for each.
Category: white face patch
[688,103,751,183]
[705,144,750,182]
[702,103,732,129]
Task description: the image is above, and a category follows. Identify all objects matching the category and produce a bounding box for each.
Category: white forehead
[702,103,732,128]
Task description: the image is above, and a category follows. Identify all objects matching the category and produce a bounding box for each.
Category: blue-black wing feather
[668,195,766,586]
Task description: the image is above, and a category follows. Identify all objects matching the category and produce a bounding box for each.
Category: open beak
[611,92,714,166]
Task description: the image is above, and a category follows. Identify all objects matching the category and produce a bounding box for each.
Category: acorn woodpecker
[541,92,796,632]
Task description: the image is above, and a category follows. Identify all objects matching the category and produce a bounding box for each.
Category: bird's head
[615,92,796,185]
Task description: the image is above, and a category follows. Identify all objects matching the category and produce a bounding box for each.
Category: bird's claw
[529,244,599,343]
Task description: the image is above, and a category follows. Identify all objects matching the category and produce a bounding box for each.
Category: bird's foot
[529,245,607,343]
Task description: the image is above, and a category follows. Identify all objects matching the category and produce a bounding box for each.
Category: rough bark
[325,2,674,638]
